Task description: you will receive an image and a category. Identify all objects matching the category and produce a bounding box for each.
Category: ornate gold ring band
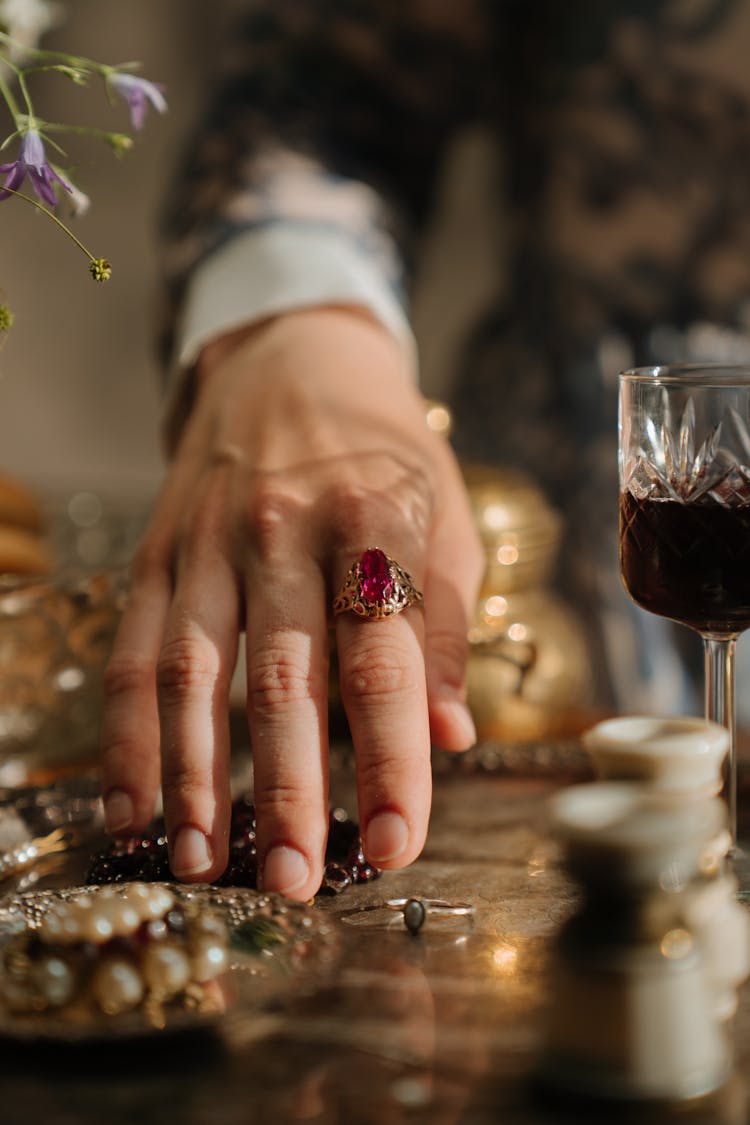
[332,547,424,621]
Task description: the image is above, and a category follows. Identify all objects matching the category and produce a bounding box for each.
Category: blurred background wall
[0,0,497,511]
[0,0,242,503]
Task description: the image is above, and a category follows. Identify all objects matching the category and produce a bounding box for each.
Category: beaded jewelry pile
[0,882,228,1025]
[87,798,381,895]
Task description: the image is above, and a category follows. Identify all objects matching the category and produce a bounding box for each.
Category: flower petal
[141,79,167,115]
[110,72,167,129]
[48,164,73,194]
[20,128,46,170]
[27,165,59,206]
[0,162,26,200]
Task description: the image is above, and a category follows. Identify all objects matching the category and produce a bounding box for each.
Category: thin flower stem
[43,123,125,140]
[16,64,85,79]
[0,70,20,121]
[0,127,22,152]
[15,71,35,121]
[0,33,121,82]
[0,184,99,263]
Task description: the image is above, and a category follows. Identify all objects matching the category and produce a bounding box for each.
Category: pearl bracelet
[0,882,229,1021]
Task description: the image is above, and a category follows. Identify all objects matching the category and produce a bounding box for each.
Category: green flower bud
[56,66,89,86]
[106,134,134,156]
[89,259,112,282]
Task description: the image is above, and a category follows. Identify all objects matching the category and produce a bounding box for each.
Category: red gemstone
[360,548,393,603]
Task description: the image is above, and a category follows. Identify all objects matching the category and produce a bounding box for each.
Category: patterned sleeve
[158,0,492,441]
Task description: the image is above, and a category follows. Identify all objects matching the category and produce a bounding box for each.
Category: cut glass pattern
[622,393,750,506]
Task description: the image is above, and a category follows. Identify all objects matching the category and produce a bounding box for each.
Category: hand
[100,307,483,899]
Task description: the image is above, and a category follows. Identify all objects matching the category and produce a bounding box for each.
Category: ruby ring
[332,547,424,620]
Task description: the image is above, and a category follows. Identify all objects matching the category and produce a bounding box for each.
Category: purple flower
[109,73,167,130]
[0,129,72,206]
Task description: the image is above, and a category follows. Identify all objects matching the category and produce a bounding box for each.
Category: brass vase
[463,462,595,742]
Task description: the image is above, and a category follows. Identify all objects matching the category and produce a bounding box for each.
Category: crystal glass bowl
[0,568,128,783]
[0,486,150,784]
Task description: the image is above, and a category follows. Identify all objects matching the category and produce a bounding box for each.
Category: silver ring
[385,897,475,935]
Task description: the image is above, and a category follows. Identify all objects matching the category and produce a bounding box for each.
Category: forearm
[158,0,491,427]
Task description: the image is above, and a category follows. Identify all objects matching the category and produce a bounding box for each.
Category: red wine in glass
[620,491,750,637]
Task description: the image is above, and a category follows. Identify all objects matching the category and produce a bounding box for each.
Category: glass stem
[703,635,738,845]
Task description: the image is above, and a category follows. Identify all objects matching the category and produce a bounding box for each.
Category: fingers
[100,555,171,833]
[334,545,432,871]
[244,551,330,902]
[102,461,242,885]
[100,445,206,837]
[156,481,241,882]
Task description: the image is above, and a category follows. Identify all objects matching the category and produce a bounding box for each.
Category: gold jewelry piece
[332,547,424,620]
[0,827,74,883]
[385,897,475,936]
[0,882,229,1026]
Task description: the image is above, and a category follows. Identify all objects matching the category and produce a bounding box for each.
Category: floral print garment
[162,0,750,709]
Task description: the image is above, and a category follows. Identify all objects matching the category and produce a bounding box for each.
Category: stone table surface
[0,756,748,1125]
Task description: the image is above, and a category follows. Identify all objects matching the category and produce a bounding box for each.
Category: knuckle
[331,460,433,547]
[130,538,169,584]
[246,481,300,562]
[247,648,319,716]
[157,636,221,700]
[161,760,210,803]
[427,627,469,676]
[181,479,229,548]
[340,644,420,703]
[331,487,382,549]
[253,779,312,819]
[99,734,140,773]
[103,653,153,701]
[356,750,413,793]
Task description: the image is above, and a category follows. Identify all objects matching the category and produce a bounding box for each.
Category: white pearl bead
[108,900,142,936]
[140,943,191,997]
[126,882,153,904]
[143,886,174,919]
[82,909,115,943]
[32,955,75,1008]
[91,958,144,1015]
[191,941,228,982]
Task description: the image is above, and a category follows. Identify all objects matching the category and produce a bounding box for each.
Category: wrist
[196,304,411,386]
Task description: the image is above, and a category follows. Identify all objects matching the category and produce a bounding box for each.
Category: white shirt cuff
[169,223,417,397]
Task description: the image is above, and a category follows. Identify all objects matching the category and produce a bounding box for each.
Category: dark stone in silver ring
[385,896,475,936]
[403,897,427,935]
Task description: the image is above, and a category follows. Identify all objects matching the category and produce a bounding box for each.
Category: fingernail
[365,811,409,864]
[262,845,310,895]
[172,826,213,878]
[443,699,477,746]
[104,789,134,835]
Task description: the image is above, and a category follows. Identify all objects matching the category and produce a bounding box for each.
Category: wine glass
[618,364,750,852]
